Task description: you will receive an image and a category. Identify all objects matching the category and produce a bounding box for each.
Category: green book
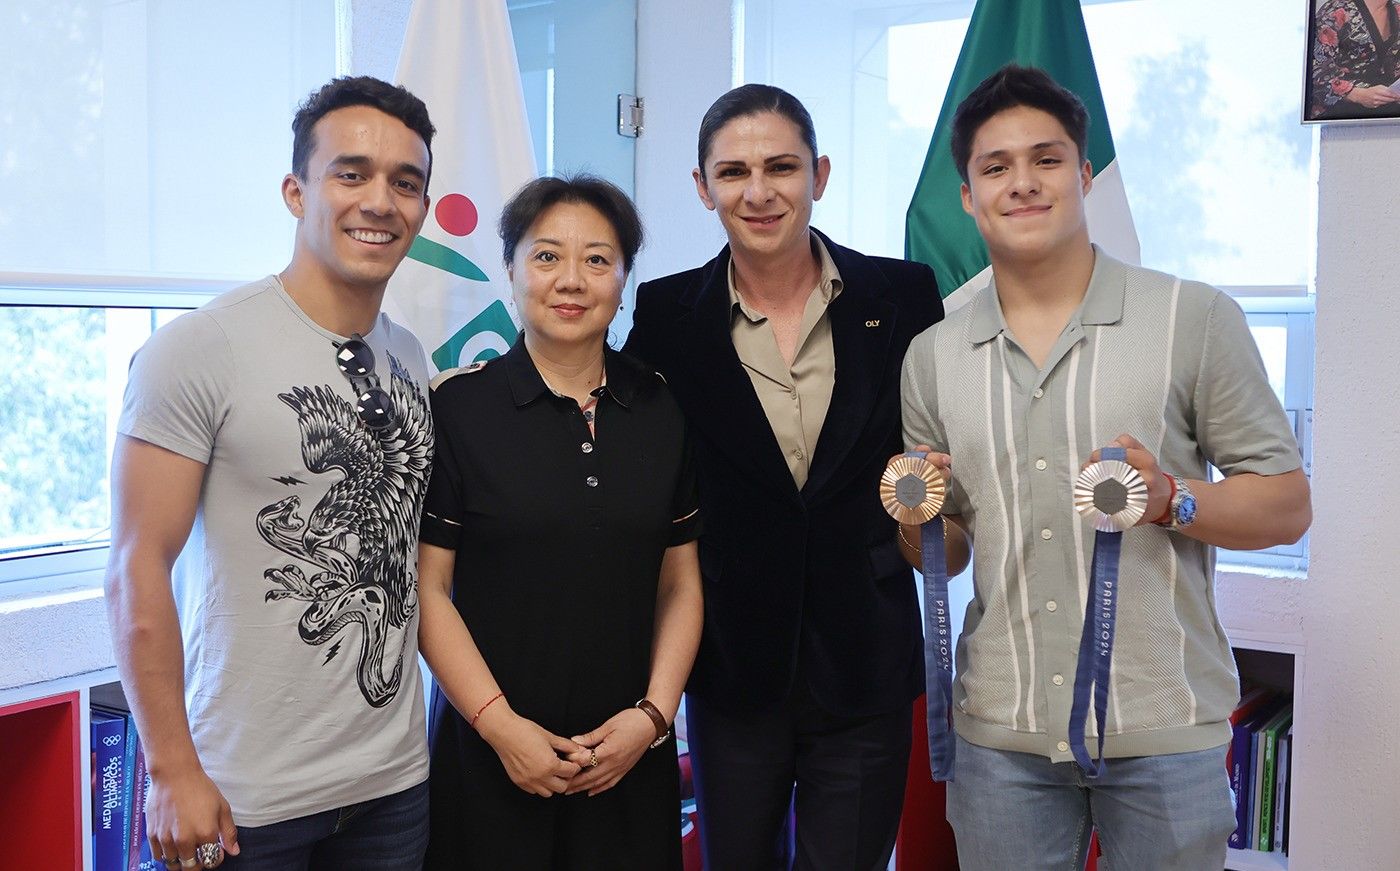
[1256,704,1294,852]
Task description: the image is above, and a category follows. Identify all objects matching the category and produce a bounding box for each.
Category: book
[129,736,160,871]
[1255,704,1293,852]
[1249,719,1267,849]
[93,704,140,869]
[1225,687,1271,773]
[91,709,128,871]
[1228,693,1285,849]
[1276,725,1294,853]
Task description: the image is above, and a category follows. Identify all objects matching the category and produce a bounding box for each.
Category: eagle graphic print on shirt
[256,352,433,708]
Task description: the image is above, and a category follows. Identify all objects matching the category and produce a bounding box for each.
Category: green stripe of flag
[905,0,1120,296]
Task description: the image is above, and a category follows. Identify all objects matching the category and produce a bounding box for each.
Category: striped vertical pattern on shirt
[900,250,1302,761]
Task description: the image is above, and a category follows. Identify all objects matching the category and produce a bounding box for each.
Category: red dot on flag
[436,193,479,237]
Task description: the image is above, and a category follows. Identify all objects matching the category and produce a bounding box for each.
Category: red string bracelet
[471,692,504,728]
[1149,473,1177,526]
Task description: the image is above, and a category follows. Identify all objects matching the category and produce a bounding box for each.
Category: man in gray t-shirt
[107,77,438,871]
[899,65,1312,871]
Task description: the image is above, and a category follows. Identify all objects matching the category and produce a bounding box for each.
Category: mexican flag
[904,0,1139,310]
[383,0,536,372]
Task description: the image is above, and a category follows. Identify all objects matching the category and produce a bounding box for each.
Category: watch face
[1177,494,1198,527]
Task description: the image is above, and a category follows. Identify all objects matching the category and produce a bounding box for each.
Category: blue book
[129,735,161,871]
[93,704,139,869]
[1228,695,1286,849]
[91,710,128,871]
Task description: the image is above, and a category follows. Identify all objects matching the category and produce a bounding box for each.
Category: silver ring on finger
[181,858,198,869]
[197,842,224,868]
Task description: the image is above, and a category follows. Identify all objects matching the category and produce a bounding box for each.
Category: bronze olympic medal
[881,454,946,525]
[1073,458,1148,533]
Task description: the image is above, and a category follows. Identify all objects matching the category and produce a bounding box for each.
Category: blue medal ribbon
[1068,446,1127,778]
[908,451,955,782]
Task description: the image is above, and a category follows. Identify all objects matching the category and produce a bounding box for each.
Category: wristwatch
[1155,474,1197,530]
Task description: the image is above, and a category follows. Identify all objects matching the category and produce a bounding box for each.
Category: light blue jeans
[945,735,1236,871]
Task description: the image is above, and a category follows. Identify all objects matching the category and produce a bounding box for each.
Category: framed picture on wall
[1304,0,1400,122]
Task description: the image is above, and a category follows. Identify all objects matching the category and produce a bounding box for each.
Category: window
[741,0,1316,571]
[0,1,340,582]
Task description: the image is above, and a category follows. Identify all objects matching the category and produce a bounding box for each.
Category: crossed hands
[478,703,656,798]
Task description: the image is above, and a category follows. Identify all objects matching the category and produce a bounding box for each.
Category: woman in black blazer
[624,84,950,870]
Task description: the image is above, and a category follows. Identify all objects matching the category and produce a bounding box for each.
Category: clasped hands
[476,700,657,798]
[908,432,1172,527]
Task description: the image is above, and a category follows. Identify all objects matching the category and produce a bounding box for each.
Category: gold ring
[588,749,599,768]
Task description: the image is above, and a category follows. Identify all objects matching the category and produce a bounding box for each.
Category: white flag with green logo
[383,0,535,371]
[905,0,1138,309]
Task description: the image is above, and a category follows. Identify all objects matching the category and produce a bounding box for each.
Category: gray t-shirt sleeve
[1194,290,1302,477]
[117,311,235,464]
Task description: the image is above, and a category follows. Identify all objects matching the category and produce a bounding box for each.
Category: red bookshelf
[0,691,82,869]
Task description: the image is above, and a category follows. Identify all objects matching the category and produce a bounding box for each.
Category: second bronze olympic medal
[881,454,946,526]
[1073,459,1149,533]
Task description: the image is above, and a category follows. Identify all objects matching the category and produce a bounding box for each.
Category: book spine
[120,713,139,868]
[128,737,149,871]
[1249,728,1265,849]
[91,715,127,871]
[1258,727,1278,851]
[1274,732,1292,852]
[1227,719,1254,849]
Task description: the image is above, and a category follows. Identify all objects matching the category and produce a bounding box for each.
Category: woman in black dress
[418,175,703,869]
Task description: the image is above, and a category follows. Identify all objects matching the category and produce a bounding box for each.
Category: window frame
[0,272,230,588]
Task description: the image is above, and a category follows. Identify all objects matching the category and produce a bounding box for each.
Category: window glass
[1,306,182,558]
[0,0,338,279]
[745,0,1315,288]
[1248,320,1290,405]
[0,0,337,573]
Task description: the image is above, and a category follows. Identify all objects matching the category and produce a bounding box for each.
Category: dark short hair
[950,64,1089,184]
[291,76,436,188]
[498,174,645,274]
[696,84,818,177]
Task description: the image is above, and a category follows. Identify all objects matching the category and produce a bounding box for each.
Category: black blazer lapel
[802,233,897,499]
[678,249,800,501]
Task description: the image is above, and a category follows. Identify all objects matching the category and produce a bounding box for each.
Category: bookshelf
[1225,641,1300,871]
[0,691,82,869]
[0,667,120,871]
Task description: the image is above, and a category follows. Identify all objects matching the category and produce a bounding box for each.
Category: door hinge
[618,94,643,138]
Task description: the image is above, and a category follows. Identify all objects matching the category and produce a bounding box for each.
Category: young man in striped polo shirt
[899,64,1311,870]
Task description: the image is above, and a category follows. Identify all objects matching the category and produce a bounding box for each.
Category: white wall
[348,0,410,81]
[1289,123,1400,870]
[632,0,734,283]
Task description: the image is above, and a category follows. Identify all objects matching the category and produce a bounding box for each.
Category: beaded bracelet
[470,692,504,728]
